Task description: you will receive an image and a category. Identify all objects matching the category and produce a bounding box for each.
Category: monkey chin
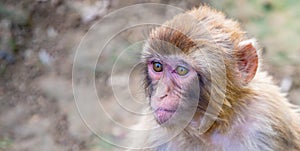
[153,108,176,125]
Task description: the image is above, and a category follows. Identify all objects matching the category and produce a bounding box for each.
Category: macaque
[127,5,300,151]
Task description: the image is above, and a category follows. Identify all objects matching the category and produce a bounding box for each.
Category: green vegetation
[0,138,12,151]
[212,0,300,66]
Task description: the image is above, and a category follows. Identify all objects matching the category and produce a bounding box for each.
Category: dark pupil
[153,62,162,72]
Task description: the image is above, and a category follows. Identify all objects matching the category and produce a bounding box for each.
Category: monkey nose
[159,94,168,100]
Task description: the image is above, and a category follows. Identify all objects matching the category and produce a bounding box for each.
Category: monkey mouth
[153,108,176,124]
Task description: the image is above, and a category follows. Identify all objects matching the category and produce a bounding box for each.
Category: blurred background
[0,0,299,151]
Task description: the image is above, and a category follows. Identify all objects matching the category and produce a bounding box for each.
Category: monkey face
[141,24,231,130]
[146,57,198,125]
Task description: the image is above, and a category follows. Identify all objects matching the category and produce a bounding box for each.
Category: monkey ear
[235,39,259,84]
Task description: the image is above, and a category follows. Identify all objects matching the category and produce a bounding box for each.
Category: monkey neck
[184,84,256,141]
[219,86,254,130]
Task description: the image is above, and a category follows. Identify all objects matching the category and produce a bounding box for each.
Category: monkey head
[141,7,259,131]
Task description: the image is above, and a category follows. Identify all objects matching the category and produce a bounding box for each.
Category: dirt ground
[0,0,299,151]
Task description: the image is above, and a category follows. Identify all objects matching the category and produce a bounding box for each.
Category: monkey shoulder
[216,97,300,151]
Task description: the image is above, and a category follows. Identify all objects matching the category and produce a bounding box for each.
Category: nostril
[160,94,168,99]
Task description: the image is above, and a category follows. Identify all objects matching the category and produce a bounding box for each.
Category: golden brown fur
[128,5,300,151]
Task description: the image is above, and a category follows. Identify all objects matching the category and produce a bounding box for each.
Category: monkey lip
[153,108,176,124]
[155,108,176,113]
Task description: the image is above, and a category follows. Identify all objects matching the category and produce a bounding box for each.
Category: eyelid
[177,64,188,69]
[151,60,161,64]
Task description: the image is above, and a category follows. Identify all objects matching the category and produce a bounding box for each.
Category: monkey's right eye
[152,62,163,72]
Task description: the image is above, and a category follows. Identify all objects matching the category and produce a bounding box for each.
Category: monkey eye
[175,66,189,76]
[152,62,163,72]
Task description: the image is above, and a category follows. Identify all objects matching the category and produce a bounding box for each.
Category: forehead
[142,35,197,65]
[146,26,197,55]
[145,52,184,62]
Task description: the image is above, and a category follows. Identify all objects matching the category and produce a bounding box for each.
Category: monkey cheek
[154,110,174,124]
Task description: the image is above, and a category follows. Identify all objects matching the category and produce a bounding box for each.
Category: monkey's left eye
[153,62,163,72]
[175,66,189,76]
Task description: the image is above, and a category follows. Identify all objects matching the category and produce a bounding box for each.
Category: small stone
[47,27,58,38]
[38,49,53,66]
[280,76,292,93]
[24,49,33,60]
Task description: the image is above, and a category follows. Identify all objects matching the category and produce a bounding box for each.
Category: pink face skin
[147,57,197,124]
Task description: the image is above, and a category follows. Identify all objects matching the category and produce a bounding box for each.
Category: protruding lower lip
[155,107,176,113]
[153,107,176,124]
